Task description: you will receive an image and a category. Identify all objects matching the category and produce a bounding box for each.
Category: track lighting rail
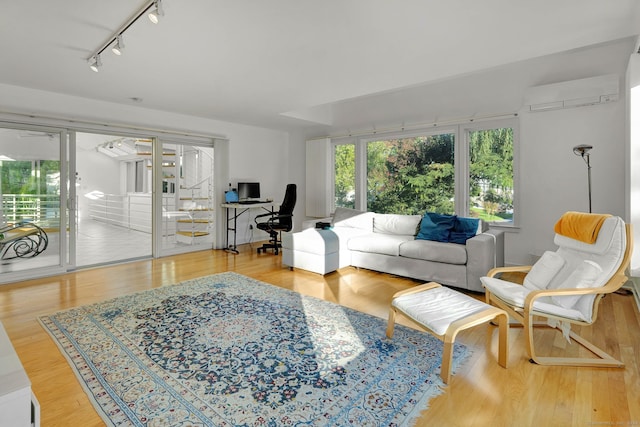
[87,0,163,72]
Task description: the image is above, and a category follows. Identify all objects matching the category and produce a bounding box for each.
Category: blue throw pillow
[416,212,456,242]
[450,217,480,244]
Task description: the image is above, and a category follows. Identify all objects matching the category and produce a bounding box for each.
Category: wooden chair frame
[387,282,508,384]
[484,224,633,367]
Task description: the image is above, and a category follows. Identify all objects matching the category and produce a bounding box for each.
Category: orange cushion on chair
[553,211,611,244]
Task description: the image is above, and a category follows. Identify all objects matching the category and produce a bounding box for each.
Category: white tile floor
[0,220,152,274]
[75,219,152,267]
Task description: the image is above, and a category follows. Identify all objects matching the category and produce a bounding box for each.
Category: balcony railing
[88,193,152,234]
[1,194,60,226]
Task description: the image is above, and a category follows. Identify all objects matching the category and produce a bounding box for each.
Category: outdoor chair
[0,221,49,260]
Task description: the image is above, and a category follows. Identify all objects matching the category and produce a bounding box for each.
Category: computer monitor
[237,182,261,200]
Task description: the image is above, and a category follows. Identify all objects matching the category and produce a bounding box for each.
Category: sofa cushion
[416,212,456,242]
[399,239,468,265]
[450,217,481,244]
[332,207,374,232]
[373,213,422,236]
[347,234,413,256]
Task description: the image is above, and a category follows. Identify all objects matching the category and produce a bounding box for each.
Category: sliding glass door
[74,132,153,268]
[157,139,215,256]
[74,134,215,266]
[0,125,67,282]
[0,124,216,284]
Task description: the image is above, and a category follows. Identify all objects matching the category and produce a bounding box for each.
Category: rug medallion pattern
[39,272,469,426]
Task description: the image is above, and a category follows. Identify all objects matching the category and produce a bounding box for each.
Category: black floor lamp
[573,144,593,213]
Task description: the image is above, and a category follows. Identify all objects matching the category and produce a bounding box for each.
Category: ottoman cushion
[281,228,339,255]
[392,285,493,335]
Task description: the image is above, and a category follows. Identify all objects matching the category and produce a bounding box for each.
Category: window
[0,159,60,223]
[467,125,514,224]
[125,160,147,193]
[366,133,455,215]
[135,160,145,193]
[331,118,518,225]
[333,143,356,210]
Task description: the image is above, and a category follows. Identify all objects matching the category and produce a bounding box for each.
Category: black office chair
[255,184,297,254]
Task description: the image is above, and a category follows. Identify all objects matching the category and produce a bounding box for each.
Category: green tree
[1,160,60,222]
[334,144,355,208]
[367,134,455,215]
[469,128,513,220]
[1,160,60,195]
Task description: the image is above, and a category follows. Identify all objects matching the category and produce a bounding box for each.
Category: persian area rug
[39,272,469,426]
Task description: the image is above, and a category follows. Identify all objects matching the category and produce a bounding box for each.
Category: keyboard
[238,200,263,205]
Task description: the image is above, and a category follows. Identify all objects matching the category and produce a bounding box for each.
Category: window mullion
[355,139,367,211]
[455,125,469,217]
[329,119,516,224]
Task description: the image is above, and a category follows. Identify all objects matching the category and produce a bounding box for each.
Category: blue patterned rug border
[39,272,471,426]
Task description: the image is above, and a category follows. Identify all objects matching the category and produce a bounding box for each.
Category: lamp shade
[573,144,593,156]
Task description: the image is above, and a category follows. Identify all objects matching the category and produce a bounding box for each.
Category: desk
[221,202,274,253]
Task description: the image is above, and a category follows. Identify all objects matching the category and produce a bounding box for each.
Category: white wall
[0,83,291,247]
[287,129,307,228]
[75,133,122,220]
[512,100,626,265]
[290,96,627,267]
[627,52,640,276]
[226,126,290,244]
[0,77,630,264]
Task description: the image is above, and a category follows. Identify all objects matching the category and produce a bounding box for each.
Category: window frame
[330,138,357,212]
[329,118,519,227]
[361,127,457,215]
[461,118,519,227]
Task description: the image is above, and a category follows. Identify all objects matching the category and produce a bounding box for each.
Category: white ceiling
[1,1,639,132]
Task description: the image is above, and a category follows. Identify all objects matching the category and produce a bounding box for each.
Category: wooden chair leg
[524,313,538,363]
[386,307,397,339]
[495,311,509,368]
[525,315,624,367]
[441,339,454,384]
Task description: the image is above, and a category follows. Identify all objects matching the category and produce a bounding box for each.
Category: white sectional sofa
[282,207,504,293]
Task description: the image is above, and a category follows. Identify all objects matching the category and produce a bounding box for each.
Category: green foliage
[469,128,513,221]
[367,135,455,215]
[333,127,514,222]
[1,160,61,223]
[334,144,355,208]
[1,160,60,195]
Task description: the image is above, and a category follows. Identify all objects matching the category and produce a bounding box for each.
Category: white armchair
[481,212,632,367]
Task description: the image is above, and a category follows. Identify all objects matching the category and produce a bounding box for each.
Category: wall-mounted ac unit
[524,74,619,112]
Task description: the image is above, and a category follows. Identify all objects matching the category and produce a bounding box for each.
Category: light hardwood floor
[0,244,638,427]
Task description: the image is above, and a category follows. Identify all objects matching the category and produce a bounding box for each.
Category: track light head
[88,55,102,72]
[148,0,164,24]
[572,144,593,156]
[86,0,167,71]
[111,35,125,55]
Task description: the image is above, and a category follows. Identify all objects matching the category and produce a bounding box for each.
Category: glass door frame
[0,116,222,284]
[154,136,215,258]
[0,122,70,283]
[67,130,76,269]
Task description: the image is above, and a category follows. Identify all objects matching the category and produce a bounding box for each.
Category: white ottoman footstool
[387,282,508,384]
[281,228,340,274]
